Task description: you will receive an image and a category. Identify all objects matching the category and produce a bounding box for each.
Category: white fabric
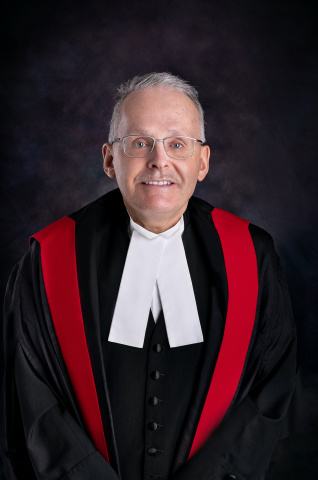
[108,215,203,348]
[151,280,162,322]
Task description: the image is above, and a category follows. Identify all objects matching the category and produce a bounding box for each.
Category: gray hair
[108,72,206,143]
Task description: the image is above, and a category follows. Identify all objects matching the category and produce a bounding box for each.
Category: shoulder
[31,188,124,244]
[190,195,276,247]
[67,187,123,223]
[190,195,278,268]
[243,220,279,280]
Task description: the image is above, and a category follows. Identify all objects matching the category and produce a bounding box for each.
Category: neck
[125,203,187,234]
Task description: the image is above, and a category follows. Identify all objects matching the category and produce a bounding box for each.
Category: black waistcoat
[93,192,227,480]
[103,310,205,480]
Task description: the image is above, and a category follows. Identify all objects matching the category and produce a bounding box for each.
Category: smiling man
[1,73,297,480]
[103,85,209,233]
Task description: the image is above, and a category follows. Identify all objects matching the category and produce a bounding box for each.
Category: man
[1,72,297,480]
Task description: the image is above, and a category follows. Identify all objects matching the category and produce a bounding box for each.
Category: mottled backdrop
[1,0,317,477]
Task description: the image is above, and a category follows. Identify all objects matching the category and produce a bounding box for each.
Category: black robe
[1,189,297,480]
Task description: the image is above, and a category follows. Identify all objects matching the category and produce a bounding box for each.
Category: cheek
[113,160,130,183]
[181,164,201,188]
[114,161,141,193]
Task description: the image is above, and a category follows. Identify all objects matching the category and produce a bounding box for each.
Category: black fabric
[104,310,206,480]
[0,241,119,480]
[1,188,297,480]
[72,195,126,476]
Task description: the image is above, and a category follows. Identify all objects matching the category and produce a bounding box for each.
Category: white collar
[108,215,203,348]
[129,215,184,239]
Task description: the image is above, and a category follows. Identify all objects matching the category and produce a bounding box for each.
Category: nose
[146,140,170,169]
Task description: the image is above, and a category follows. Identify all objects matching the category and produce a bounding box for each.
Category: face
[102,86,210,230]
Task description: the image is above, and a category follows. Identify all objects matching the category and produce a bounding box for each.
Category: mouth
[142,181,174,186]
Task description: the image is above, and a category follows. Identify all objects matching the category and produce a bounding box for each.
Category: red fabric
[32,217,109,462]
[188,208,259,458]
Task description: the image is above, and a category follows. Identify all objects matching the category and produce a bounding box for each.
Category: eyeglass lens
[123,135,195,159]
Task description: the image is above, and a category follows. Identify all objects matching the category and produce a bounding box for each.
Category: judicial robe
[0,188,297,480]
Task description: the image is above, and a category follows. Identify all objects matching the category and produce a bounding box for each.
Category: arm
[172,237,297,480]
[1,246,120,480]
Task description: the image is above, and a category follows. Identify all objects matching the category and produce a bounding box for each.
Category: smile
[143,181,173,185]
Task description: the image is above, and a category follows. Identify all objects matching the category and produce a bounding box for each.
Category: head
[103,72,210,232]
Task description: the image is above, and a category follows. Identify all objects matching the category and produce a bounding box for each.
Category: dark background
[1,0,317,478]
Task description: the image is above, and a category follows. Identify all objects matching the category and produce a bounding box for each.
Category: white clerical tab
[108,216,203,348]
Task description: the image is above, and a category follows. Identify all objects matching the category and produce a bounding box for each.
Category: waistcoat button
[151,370,161,380]
[148,422,158,431]
[153,343,162,353]
[149,396,159,406]
[147,447,157,455]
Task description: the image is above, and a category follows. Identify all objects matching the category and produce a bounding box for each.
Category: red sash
[188,208,258,458]
[32,217,109,462]
[32,207,258,463]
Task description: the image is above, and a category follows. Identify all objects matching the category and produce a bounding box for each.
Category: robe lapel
[33,189,132,476]
[32,216,111,464]
[172,201,259,468]
[188,208,258,458]
[73,191,130,476]
[172,200,228,471]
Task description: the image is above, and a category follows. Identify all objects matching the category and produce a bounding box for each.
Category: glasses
[111,135,203,159]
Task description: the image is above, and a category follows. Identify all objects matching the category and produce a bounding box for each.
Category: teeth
[145,181,172,185]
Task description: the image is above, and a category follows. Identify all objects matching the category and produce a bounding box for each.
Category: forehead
[117,86,200,137]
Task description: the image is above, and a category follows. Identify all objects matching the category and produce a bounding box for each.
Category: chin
[142,197,179,213]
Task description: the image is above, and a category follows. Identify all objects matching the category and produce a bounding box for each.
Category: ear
[102,143,116,178]
[197,145,210,182]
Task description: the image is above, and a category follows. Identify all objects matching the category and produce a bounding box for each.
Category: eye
[133,141,147,148]
[167,137,187,149]
[131,137,152,149]
[171,142,183,149]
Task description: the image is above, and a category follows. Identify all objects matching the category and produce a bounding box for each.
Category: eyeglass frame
[111,134,204,159]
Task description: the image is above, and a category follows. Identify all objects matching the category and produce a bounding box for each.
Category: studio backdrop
[1,1,317,478]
